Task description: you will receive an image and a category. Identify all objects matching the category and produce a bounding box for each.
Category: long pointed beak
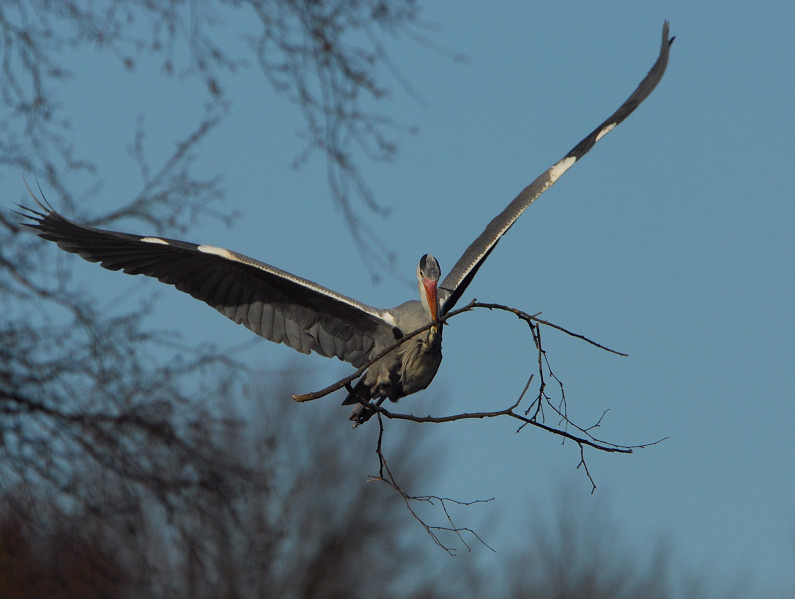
[422,277,439,330]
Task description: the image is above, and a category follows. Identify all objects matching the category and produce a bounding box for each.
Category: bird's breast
[396,327,443,397]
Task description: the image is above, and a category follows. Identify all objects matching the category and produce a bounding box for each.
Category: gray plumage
[19,23,673,422]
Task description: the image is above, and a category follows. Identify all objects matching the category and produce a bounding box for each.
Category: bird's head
[417,254,441,329]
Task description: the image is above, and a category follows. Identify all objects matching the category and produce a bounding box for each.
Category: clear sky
[5,1,793,594]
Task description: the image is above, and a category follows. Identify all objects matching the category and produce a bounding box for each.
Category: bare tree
[2,458,768,598]
[0,1,432,592]
[0,487,131,598]
[0,0,427,269]
[0,373,451,598]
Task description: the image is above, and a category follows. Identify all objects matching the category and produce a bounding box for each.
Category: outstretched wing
[20,200,398,367]
[439,21,674,315]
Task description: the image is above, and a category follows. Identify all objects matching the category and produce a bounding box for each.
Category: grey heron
[20,23,673,423]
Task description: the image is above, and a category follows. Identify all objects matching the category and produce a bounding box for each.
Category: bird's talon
[349,401,377,426]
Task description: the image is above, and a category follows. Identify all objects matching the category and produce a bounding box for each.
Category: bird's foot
[348,398,385,427]
[349,402,375,427]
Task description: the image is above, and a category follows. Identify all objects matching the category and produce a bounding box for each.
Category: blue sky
[5,1,793,593]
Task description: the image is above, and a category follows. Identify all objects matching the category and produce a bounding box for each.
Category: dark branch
[373,389,664,455]
[367,414,495,555]
[294,298,626,402]
[299,299,667,498]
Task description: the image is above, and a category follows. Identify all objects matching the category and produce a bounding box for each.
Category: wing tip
[662,20,674,48]
[21,175,55,213]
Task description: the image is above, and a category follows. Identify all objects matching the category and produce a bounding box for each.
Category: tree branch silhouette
[295,299,666,498]
[294,299,626,403]
[368,413,495,556]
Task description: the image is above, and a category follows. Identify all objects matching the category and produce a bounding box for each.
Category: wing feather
[440,22,674,314]
[20,203,393,367]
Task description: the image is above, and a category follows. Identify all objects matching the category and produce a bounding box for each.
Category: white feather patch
[595,122,617,143]
[140,237,169,245]
[548,155,577,183]
[198,244,235,259]
[380,311,398,327]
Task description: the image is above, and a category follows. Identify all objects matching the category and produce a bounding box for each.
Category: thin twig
[342,300,667,548]
[368,414,495,555]
[293,299,623,401]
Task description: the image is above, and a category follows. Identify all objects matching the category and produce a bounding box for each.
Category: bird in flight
[21,23,673,424]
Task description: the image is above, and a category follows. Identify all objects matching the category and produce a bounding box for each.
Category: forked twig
[298,299,664,537]
[368,414,495,555]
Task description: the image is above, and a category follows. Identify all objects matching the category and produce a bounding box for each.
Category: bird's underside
[342,299,444,424]
[18,22,673,425]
